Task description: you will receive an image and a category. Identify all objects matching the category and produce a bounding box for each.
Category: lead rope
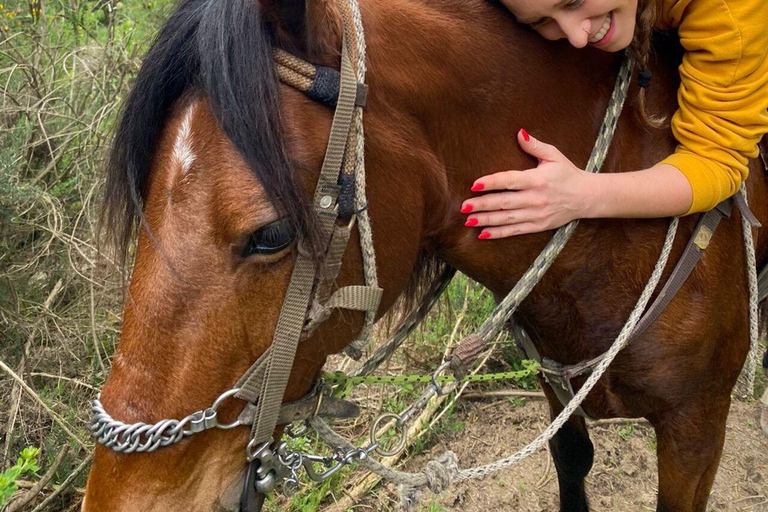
[308,53,648,507]
[738,185,760,397]
[439,57,634,376]
[339,0,380,359]
[309,214,680,509]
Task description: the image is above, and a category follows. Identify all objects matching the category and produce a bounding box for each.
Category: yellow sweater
[656,0,768,214]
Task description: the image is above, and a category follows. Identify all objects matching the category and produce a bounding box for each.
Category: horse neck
[363,0,635,294]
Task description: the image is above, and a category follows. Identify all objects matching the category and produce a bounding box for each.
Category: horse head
[84,0,691,510]
[84,0,461,509]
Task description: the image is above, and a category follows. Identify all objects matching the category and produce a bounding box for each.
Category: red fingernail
[465,218,478,227]
[471,182,485,192]
[460,204,474,214]
[478,231,491,240]
[520,128,530,142]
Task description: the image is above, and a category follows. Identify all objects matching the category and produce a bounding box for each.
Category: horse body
[84,1,768,511]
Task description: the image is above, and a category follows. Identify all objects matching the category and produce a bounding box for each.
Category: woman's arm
[461,130,693,239]
[585,163,692,219]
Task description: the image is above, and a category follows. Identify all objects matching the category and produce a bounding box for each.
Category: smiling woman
[463,0,768,239]
[507,0,639,51]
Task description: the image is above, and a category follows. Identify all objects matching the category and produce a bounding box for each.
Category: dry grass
[0,2,173,509]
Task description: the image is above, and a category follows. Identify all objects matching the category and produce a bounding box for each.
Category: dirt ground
[361,398,768,511]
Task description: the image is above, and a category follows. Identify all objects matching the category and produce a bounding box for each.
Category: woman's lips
[590,12,615,47]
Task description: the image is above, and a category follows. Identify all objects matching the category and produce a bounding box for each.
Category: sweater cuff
[660,152,733,215]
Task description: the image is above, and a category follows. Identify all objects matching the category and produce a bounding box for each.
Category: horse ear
[259,0,342,59]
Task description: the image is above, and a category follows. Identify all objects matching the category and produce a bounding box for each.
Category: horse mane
[101,0,316,265]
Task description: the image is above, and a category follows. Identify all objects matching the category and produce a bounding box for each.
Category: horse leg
[545,387,594,512]
[651,397,730,512]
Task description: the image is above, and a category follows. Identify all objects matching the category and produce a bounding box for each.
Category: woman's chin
[597,33,634,53]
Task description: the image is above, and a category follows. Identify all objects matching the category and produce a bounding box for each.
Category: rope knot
[397,451,458,510]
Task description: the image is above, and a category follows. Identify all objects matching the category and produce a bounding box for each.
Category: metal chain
[90,389,242,454]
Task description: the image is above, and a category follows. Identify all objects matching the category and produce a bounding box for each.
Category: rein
[89,0,764,510]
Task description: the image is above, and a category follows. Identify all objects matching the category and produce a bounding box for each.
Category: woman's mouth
[589,12,615,47]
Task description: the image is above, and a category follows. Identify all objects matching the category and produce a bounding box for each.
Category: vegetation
[0,448,39,507]
[1,1,765,511]
[0,0,176,509]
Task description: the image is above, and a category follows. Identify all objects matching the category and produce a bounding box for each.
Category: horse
[83,0,768,511]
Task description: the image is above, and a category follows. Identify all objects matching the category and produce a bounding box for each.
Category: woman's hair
[630,0,664,127]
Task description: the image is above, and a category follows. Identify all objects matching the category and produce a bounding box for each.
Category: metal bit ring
[370,413,407,457]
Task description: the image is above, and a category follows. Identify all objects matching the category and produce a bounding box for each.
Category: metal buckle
[370,413,407,457]
[245,436,380,496]
[431,361,459,397]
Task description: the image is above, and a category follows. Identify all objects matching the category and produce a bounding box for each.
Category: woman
[461,0,768,239]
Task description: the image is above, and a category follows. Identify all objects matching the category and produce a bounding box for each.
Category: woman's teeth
[589,13,612,43]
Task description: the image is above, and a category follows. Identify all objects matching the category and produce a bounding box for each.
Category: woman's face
[500,0,639,52]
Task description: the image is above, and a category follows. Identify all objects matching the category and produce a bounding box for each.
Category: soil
[361,399,768,511]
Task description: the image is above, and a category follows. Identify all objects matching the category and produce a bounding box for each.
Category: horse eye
[241,218,296,257]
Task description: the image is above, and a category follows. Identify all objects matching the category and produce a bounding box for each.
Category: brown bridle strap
[234,33,381,449]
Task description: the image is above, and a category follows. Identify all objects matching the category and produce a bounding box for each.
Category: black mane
[102,0,313,264]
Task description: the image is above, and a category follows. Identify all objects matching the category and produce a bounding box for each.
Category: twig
[30,453,93,512]
[2,331,31,466]
[461,390,546,400]
[2,279,65,464]
[0,359,90,450]
[29,373,98,391]
[7,445,70,512]
[535,445,552,490]
[89,278,107,376]
[588,418,649,426]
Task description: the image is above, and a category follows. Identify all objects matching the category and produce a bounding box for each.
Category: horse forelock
[101,0,317,270]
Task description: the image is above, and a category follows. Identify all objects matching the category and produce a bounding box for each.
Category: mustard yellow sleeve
[659,0,768,214]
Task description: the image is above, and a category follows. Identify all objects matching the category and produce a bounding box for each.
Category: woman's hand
[462,129,595,239]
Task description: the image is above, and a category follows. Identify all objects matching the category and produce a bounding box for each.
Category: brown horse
[84,0,768,511]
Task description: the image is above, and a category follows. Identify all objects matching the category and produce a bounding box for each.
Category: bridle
[91,1,381,510]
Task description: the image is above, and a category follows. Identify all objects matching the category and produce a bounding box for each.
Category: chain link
[249,438,380,495]
[90,388,242,453]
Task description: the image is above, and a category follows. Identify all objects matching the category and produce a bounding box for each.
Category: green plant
[0,447,41,506]
[646,432,658,452]
[618,424,635,441]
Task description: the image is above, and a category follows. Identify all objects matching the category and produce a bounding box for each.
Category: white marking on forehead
[172,103,197,175]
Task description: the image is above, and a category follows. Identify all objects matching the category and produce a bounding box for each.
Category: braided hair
[629,0,665,127]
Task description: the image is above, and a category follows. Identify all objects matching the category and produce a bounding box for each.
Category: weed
[0,447,40,506]
[618,424,635,441]
[646,433,658,452]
